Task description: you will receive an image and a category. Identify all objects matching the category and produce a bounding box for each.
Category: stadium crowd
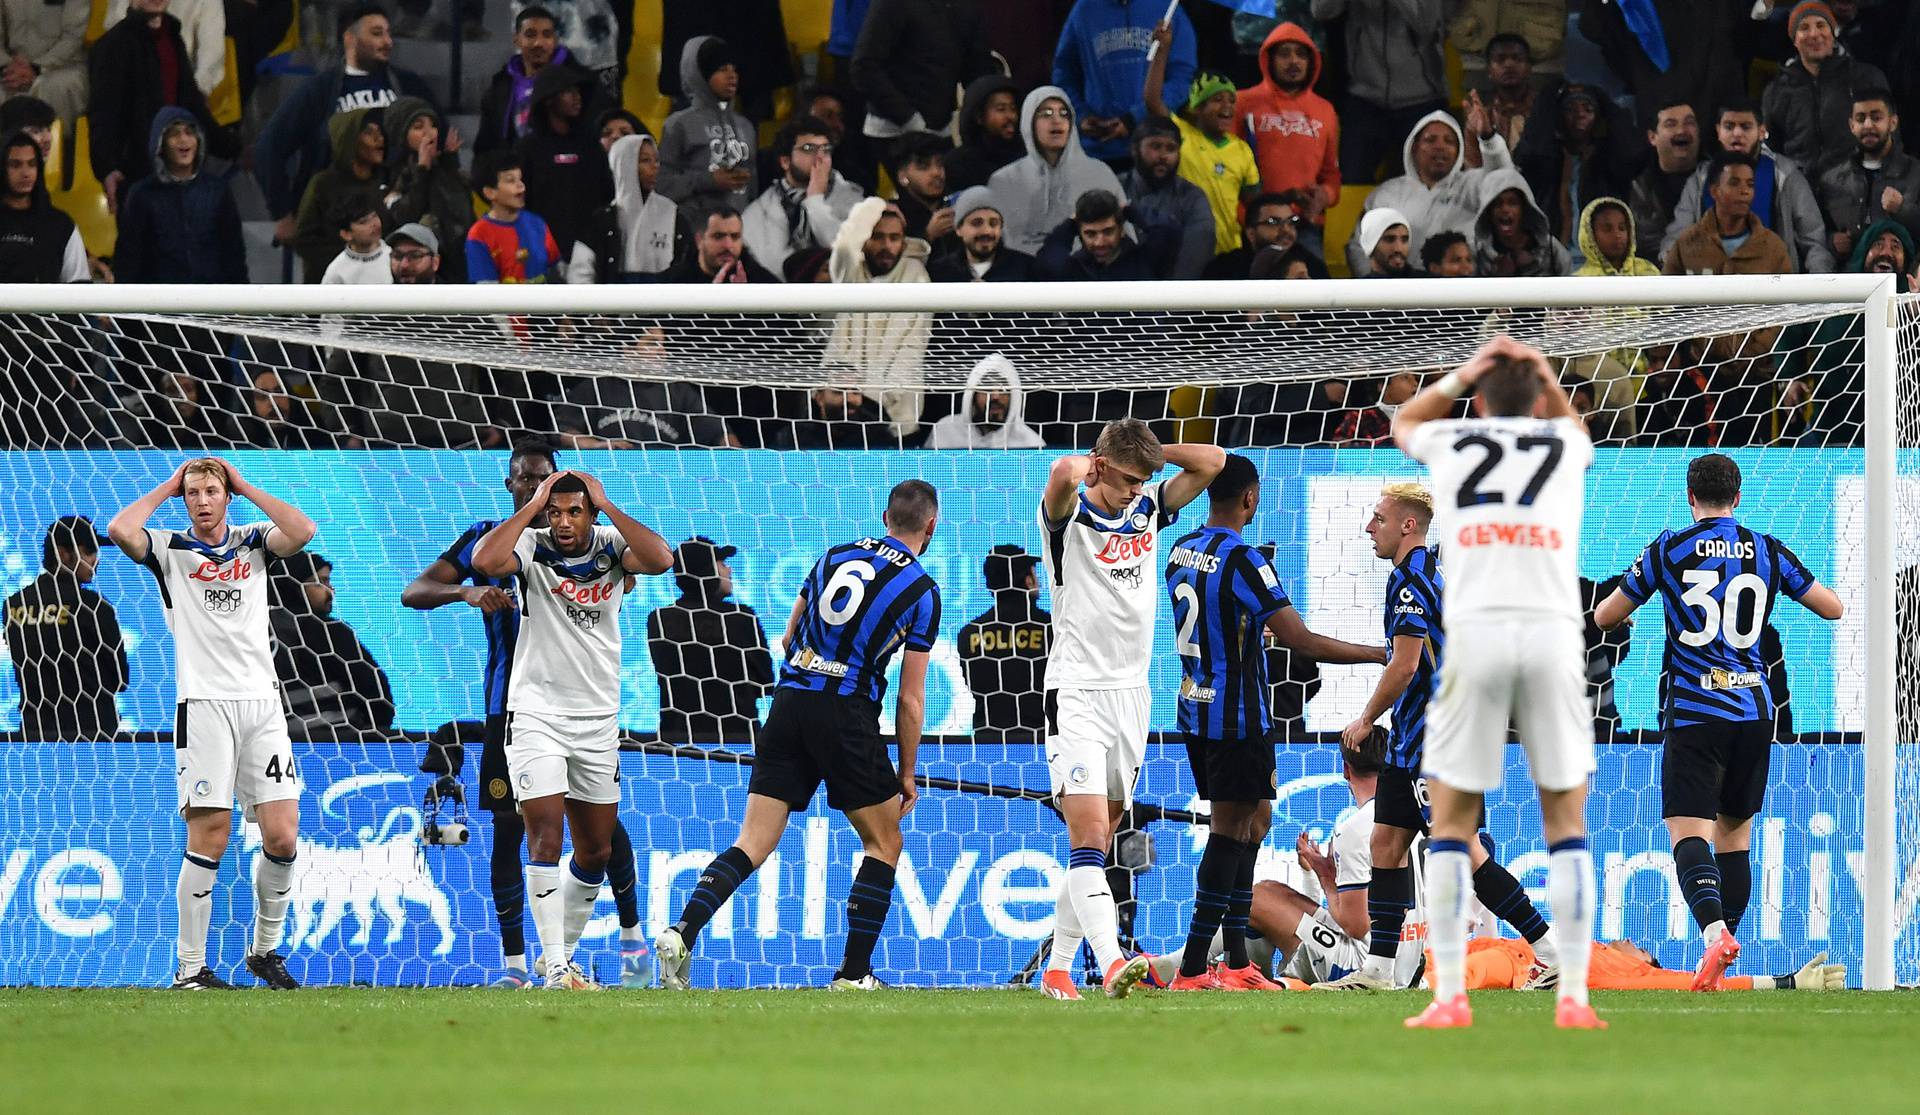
[1,0,1915,451]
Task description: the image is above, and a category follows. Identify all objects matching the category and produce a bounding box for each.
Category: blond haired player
[108,458,317,990]
[1037,418,1224,1000]
[1392,337,1606,1031]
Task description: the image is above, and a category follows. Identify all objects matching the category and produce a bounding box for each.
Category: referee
[3,516,127,740]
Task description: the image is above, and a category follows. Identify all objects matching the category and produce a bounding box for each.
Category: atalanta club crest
[594,552,613,573]
[1130,512,1151,531]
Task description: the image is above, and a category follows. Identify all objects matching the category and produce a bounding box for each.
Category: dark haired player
[1393,337,1603,1030]
[1162,453,1386,990]
[402,444,655,987]
[1594,453,1842,990]
[469,470,672,988]
[655,480,943,991]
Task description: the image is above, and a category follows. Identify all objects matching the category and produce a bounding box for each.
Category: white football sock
[1702,918,1728,944]
[1046,872,1084,972]
[1360,953,1395,981]
[561,859,603,961]
[251,851,296,956]
[1531,927,1560,967]
[1426,844,1472,1002]
[1068,864,1125,974]
[525,862,565,979]
[176,853,219,978]
[504,951,527,973]
[1549,840,1596,1007]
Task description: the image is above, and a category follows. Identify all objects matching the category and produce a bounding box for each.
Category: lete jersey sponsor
[139,522,279,701]
[507,525,630,717]
[1042,480,1177,689]
[1407,416,1592,624]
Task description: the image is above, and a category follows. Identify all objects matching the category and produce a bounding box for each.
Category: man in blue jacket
[253,4,434,249]
[116,107,246,283]
[1052,0,1195,168]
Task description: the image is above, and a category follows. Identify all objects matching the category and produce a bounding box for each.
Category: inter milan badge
[594,552,613,572]
[1130,512,1151,531]
[489,778,509,802]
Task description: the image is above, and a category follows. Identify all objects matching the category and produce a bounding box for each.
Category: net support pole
[1864,275,1898,990]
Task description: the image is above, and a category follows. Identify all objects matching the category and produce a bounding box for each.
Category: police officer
[4,516,128,739]
[646,536,775,744]
[956,543,1051,742]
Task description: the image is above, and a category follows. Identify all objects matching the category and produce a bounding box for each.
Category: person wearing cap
[3,516,127,741]
[1355,207,1421,278]
[927,187,1034,282]
[1763,1,1889,178]
[944,74,1023,193]
[646,537,773,745]
[515,59,614,263]
[955,543,1050,743]
[387,223,440,283]
[1117,116,1215,280]
[657,36,758,220]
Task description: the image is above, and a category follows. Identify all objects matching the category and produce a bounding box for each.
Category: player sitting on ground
[470,471,672,988]
[1437,935,1846,992]
[1163,453,1387,991]
[1318,482,1563,991]
[108,458,318,990]
[1593,453,1843,990]
[1394,337,1606,1030]
[655,480,943,991]
[1038,420,1225,1001]
[401,442,653,987]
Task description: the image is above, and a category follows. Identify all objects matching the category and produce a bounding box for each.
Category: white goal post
[1,273,1905,989]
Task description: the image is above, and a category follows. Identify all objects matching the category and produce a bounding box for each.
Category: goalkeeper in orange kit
[1436,936,1846,992]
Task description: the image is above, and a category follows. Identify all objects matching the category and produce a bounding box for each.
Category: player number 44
[264,754,298,783]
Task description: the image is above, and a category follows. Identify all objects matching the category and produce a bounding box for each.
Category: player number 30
[1678,569,1769,650]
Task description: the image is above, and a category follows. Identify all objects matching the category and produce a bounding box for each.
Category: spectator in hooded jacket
[380,95,471,283]
[1118,117,1213,279]
[86,0,225,211]
[0,0,89,127]
[927,186,1035,282]
[659,0,796,123]
[1472,170,1573,277]
[475,6,567,155]
[744,114,864,279]
[114,106,244,284]
[945,74,1024,193]
[1311,0,1449,182]
[0,128,83,281]
[1052,0,1195,168]
[1231,20,1337,245]
[1515,83,1639,264]
[515,59,613,264]
[568,133,688,283]
[656,36,757,221]
[1346,101,1509,276]
[1662,97,1834,274]
[1816,88,1920,255]
[850,0,994,146]
[254,5,433,251]
[1035,187,1179,281]
[926,353,1045,450]
[1567,196,1662,439]
[292,107,390,282]
[1145,29,1258,258]
[1763,2,1889,177]
[825,196,932,436]
[989,86,1125,255]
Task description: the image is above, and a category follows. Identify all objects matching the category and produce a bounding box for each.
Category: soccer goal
[0,275,1910,990]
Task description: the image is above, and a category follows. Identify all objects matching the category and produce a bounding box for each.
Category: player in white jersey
[470,471,672,988]
[1037,418,1224,1000]
[107,458,318,990]
[1249,733,1427,988]
[1393,337,1605,1030]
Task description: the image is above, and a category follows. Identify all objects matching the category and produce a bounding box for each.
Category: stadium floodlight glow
[0,273,1905,990]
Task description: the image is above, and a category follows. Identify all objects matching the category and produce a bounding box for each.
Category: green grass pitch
[7,987,1920,1113]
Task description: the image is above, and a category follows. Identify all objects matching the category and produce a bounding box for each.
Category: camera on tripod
[420,775,469,847]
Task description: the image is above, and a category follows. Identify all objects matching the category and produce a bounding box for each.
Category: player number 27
[1678,569,1769,650]
[1453,434,1563,508]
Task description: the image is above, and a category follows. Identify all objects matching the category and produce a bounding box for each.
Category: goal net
[0,276,1909,989]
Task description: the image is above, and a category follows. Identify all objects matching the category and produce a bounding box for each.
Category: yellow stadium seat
[50,116,116,258]
[45,118,67,193]
[1321,185,1375,279]
[85,0,111,46]
[208,38,242,126]
[622,3,674,139]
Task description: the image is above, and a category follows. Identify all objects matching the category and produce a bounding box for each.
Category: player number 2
[819,562,876,625]
[1678,569,1768,650]
[1452,434,1563,507]
[1172,582,1201,658]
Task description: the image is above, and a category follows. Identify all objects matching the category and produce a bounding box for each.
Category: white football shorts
[1423,615,1596,793]
[1281,908,1368,986]
[175,698,299,818]
[1046,686,1151,805]
[506,709,621,805]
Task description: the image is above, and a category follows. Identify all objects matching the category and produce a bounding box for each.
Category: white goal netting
[0,277,1909,989]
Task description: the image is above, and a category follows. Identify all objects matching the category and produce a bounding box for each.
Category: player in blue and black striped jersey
[1595,453,1843,989]
[656,480,943,992]
[401,442,649,988]
[1318,482,1561,991]
[1163,454,1387,990]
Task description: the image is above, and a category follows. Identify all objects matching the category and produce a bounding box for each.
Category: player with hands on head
[401,442,655,987]
[1392,337,1607,1030]
[655,480,943,992]
[1162,453,1386,991]
[468,468,672,988]
[108,457,318,991]
[1037,419,1225,1000]
[1592,453,1843,990]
